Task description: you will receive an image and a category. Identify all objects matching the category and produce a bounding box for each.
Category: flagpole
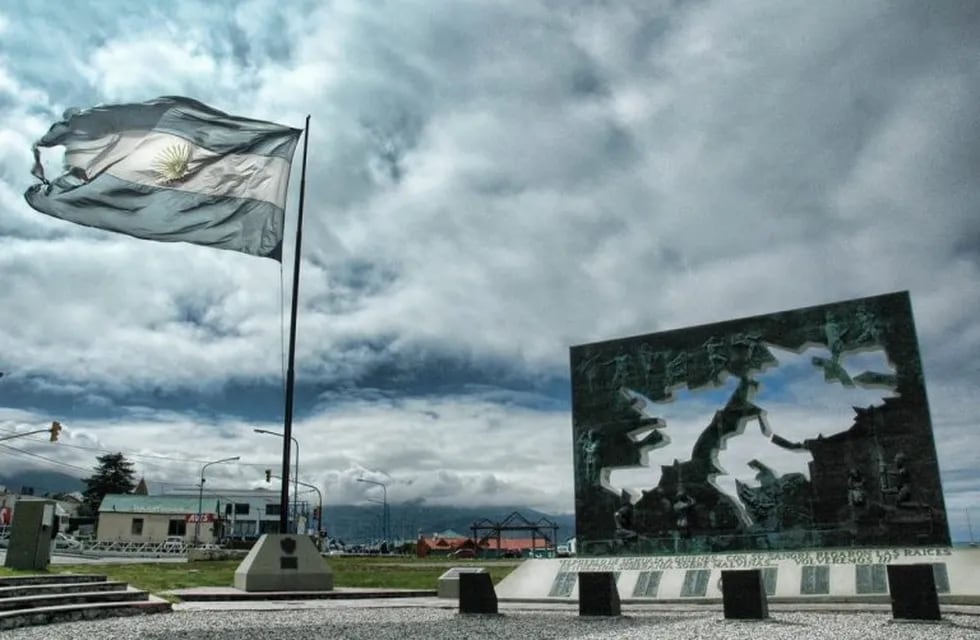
[280,114,310,534]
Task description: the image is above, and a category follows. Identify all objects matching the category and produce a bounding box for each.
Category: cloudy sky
[0,1,977,540]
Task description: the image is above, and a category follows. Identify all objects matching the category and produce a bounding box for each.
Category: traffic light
[265,469,271,482]
[49,421,62,442]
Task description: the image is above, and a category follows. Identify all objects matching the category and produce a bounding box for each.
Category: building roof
[99,494,217,515]
[432,529,466,539]
[1,496,71,518]
[162,488,280,500]
[423,536,455,548]
[419,536,552,552]
[476,537,552,550]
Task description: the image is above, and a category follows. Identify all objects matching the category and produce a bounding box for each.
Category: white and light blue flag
[24,96,302,260]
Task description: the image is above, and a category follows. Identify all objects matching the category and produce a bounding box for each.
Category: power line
[0,426,199,463]
[0,443,90,475]
[0,428,202,471]
[0,427,277,468]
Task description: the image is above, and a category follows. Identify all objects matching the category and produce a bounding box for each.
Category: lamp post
[298,481,323,543]
[365,498,387,546]
[357,478,388,546]
[195,456,240,545]
[254,428,300,533]
[265,471,324,549]
[969,509,976,547]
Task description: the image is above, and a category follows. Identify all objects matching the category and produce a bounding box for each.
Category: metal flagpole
[280,115,311,534]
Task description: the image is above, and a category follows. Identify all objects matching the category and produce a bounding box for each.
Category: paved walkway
[168,593,980,616]
[167,585,436,601]
[5,597,980,640]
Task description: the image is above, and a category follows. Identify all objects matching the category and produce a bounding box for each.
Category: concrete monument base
[495,547,980,605]
[438,567,488,599]
[234,534,333,592]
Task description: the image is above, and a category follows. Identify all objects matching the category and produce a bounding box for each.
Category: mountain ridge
[318,503,576,544]
[0,470,575,541]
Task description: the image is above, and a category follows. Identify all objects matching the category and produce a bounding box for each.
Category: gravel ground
[4,606,979,640]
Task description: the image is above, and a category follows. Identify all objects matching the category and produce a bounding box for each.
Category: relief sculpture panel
[570,291,949,555]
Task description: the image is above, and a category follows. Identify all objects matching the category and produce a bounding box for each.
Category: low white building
[160,487,305,540]
[98,494,220,544]
[96,488,308,544]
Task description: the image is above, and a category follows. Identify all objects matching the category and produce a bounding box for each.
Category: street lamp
[357,478,388,546]
[254,428,300,533]
[195,455,240,545]
[265,471,324,549]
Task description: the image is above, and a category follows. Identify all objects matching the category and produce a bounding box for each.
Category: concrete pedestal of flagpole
[234,533,333,592]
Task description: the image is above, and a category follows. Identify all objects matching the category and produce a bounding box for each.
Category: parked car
[54,533,82,551]
[163,536,186,550]
[451,548,476,559]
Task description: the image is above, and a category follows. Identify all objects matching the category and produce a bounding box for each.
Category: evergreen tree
[81,452,137,517]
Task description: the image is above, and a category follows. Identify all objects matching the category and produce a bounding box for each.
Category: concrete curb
[167,587,437,601]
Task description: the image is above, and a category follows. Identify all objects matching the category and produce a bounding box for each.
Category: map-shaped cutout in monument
[606,345,897,526]
[569,291,949,556]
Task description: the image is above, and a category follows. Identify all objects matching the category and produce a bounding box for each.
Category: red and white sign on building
[184,513,215,523]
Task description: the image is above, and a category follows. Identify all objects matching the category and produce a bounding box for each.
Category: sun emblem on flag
[152,143,192,184]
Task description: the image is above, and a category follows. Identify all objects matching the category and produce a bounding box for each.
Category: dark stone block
[578,571,621,617]
[459,572,497,614]
[887,564,940,621]
[721,570,769,620]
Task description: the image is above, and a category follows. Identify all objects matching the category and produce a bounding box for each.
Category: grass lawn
[0,556,519,596]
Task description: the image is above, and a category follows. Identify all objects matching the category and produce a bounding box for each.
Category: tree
[81,452,137,517]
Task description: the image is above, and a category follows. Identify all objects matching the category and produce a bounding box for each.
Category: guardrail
[76,539,188,556]
[1,531,191,557]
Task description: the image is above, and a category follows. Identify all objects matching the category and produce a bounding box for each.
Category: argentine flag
[24,96,302,260]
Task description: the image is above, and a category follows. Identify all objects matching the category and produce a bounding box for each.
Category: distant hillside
[0,470,84,495]
[321,503,576,544]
